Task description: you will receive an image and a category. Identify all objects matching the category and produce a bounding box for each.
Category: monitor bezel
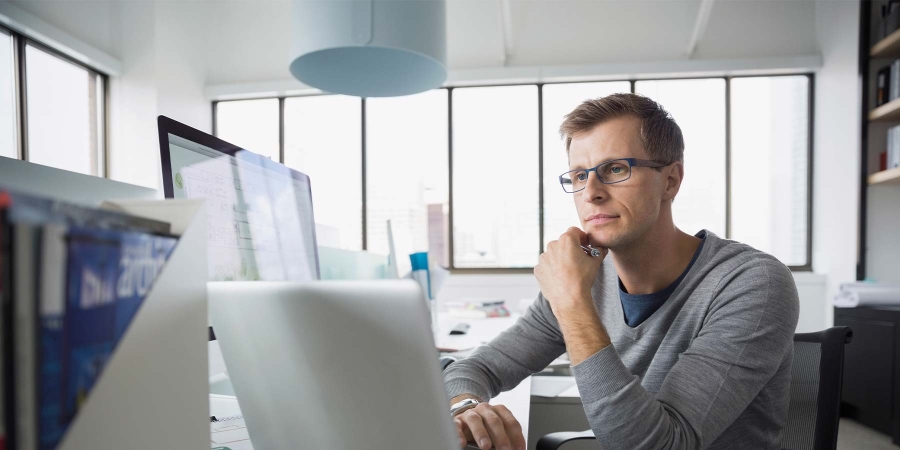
[157,115,320,280]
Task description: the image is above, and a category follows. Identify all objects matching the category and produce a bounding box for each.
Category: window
[25,43,104,176]
[1,28,109,175]
[0,29,15,159]
[215,99,280,161]
[214,74,813,271]
[542,82,631,248]
[284,95,363,250]
[452,85,539,268]
[730,76,810,267]
[636,79,727,238]
[366,90,449,270]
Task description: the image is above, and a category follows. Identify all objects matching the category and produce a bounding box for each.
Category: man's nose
[580,171,607,202]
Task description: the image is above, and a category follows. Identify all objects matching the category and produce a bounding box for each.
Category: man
[443,93,799,450]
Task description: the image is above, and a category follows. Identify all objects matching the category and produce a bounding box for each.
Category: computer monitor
[157,116,320,281]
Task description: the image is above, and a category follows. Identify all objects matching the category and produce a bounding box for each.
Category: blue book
[37,227,177,450]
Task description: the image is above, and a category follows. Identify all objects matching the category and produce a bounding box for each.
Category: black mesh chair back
[781,327,853,450]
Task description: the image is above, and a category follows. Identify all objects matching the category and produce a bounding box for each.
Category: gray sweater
[443,231,799,450]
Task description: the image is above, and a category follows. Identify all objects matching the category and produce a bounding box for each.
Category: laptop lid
[207,280,458,450]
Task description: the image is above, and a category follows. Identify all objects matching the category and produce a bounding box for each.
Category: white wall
[813,0,861,328]
[10,0,211,192]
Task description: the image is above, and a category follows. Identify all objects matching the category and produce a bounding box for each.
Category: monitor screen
[159,116,319,281]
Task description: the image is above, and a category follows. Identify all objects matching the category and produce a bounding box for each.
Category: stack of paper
[834,282,900,308]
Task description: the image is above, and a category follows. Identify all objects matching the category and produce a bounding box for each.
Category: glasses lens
[560,170,587,193]
[598,161,631,183]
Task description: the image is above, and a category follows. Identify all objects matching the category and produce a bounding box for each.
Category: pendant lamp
[290,0,447,97]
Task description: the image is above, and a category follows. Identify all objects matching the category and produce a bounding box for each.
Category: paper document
[834,282,900,308]
[210,394,253,450]
[210,415,253,450]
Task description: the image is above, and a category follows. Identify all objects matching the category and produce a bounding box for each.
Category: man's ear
[661,162,684,202]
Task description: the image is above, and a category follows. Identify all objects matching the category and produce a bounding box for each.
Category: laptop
[207,280,459,450]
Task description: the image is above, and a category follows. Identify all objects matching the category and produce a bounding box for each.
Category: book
[878,65,891,106]
[892,60,900,101]
[0,190,170,235]
[0,192,10,450]
[13,224,39,450]
[39,227,177,450]
[0,189,177,450]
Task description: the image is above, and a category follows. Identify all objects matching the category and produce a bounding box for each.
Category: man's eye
[576,173,588,182]
[611,166,623,174]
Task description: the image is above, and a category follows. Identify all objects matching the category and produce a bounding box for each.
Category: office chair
[535,327,853,450]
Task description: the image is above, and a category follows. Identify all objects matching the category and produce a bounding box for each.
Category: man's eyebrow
[569,157,626,170]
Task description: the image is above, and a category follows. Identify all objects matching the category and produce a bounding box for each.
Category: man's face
[567,116,666,249]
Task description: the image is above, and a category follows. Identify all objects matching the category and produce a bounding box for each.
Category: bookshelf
[846,7,900,439]
[869,97,900,121]
[859,0,900,285]
[868,166,900,185]
[871,26,900,58]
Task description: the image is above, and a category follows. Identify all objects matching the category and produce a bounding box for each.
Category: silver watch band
[450,398,481,417]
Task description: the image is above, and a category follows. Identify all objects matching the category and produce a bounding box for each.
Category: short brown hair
[559,93,684,164]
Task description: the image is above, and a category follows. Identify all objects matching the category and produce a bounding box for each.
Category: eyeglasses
[559,158,668,193]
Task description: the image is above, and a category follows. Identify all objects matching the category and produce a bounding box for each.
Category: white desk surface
[436,312,533,436]
[436,312,520,352]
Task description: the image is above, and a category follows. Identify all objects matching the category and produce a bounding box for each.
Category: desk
[436,312,520,352]
[437,313,532,440]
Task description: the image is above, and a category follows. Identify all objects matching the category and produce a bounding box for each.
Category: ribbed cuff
[570,345,637,404]
[444,377,491,403]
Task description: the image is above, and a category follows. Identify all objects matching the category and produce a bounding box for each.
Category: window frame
[2,25,110,177]
[212,72,814,273]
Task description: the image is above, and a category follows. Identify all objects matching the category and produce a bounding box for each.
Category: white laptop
[207,280,459,450]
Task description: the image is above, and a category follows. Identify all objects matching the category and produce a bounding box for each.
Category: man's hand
[534,227,606,313]
[535,227,611,365]
[453,403,525,450]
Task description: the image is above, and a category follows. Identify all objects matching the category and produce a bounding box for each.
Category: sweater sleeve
[571,259,799,449]
[443,293,567,402]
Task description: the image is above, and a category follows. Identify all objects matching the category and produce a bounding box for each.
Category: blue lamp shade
[290,0,447,98]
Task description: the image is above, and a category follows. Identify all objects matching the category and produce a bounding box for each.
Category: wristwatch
[450,398,481,417]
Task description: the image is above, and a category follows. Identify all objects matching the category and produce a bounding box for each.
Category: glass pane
[731,76,809,266]
[284,95,362,250]
[25,44,102,175]
[216,99,280,161]
[452,85,539,268]
[542,82,631,248]
[636,79,726,237]
[0,29,15,159]
[366,90,448,272]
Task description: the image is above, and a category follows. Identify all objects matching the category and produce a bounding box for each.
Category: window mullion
[537,83,545,255]
[16,34,27,162]
[361,97,367,251]
[725,76,732,240]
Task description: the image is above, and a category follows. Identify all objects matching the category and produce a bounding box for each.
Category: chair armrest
[536,429,594,450]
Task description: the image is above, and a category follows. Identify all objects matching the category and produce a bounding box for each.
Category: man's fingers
[453,418,469,449]
[493,405,526,450]
[477,406,513,450]
[461,410,492,450]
